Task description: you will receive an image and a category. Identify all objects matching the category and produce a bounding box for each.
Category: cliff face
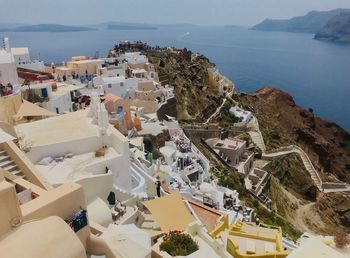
[315,12,350,43]
[252,9,349,33]
[233,87,350,184]
[146,49,223,121]
[233,87,350,233]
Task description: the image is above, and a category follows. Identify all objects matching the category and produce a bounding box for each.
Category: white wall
[107,129,132,192]
[17,61,45,72]
[26,136,102,163]
[75,174,114,204]
[0,59,19,86]
[41,92,73,114]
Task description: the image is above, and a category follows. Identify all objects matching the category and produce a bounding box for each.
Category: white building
[11,47,45,72]
[206,137,254,174]
[97,58,127,78]
[41,82,83,114]
[0,38,20,87]
[121,52,148,65]
[93,75,131,98]
[21,81,82,114]
[229,106,254,124]
[15,97,132,192]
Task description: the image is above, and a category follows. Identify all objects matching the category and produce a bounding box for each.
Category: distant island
[315,12,350,43]
[107,24,157,30]
[252,8,349,33]
[0,24,96,32]
[224,25,240,29]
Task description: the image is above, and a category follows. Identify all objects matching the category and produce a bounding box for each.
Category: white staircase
[0,149,25,178]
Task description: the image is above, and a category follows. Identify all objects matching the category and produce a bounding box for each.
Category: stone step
[0,154,10,163]
[0,159,15,168]
[3,164,19,172]
[12,169,23,176]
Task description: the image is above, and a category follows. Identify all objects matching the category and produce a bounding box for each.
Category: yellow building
[210,219,289,258]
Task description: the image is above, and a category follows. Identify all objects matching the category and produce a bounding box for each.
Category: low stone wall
[322,182,348,190]
[183,128,220,140]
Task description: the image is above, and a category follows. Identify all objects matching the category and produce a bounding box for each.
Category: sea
[2,25,350,130]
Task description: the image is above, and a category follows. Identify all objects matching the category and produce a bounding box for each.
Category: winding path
[205,92,234,125]
[249,120,350,193]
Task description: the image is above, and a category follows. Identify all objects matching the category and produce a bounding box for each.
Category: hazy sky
[1,0,350,26]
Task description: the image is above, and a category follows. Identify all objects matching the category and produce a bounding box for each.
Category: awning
[14,100,57,118]
[143,191,195,232]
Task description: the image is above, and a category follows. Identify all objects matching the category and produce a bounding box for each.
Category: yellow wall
[21,182,90,247]
[0,141,52,190]
[209,215,229,238]
[0,177,22,236]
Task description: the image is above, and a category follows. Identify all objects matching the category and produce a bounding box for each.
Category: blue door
[41,87,48,98]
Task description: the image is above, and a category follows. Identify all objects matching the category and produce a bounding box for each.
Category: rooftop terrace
[15,110,98,147]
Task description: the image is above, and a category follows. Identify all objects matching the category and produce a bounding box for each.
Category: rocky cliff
[252,9,349,33]
[233,87,350,184]
[315,12,350,43]
[145,48,223,121]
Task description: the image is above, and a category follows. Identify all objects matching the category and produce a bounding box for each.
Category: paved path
[248,122,350,193]
[205,92,234,125]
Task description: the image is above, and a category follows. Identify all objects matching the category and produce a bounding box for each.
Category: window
[56,107,59,114]
[108,84,112,88]
[120,82,124,87]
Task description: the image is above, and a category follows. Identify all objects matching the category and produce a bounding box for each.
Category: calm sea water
[2,26,350,130]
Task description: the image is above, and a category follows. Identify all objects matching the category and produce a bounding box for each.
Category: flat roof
[36,147,120,185]
[188,200,222,232]
[143,191,195,232]
[102,76,125,84]
[56,66,72,71]
[52,83,84,99]
[11,47,29,56]
[208,137,245,151]
[287,238,345,258]
[160,145,176,158]
[15,109,98,147]
[137,120,167,136]
[132,68,147,74]
[129,137,143,148]
[68,59,101,64]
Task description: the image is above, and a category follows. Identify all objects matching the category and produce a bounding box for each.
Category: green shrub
[160,231,199,256]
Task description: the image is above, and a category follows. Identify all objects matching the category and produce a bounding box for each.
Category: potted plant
[159,230,199,257]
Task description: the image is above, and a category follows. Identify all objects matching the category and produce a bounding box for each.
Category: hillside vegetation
[145,49,222,121]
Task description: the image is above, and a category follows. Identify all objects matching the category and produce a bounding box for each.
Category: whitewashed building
[0,38,20,88]
[11,47,45,72]
[229,106,254,124]
[21,81,82,114]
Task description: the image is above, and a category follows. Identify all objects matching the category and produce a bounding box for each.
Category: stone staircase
[248,120,350,193]
[294,147,323,191]
[248,121,266,153]
[0,149,25,178]
[262,145,323,191]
